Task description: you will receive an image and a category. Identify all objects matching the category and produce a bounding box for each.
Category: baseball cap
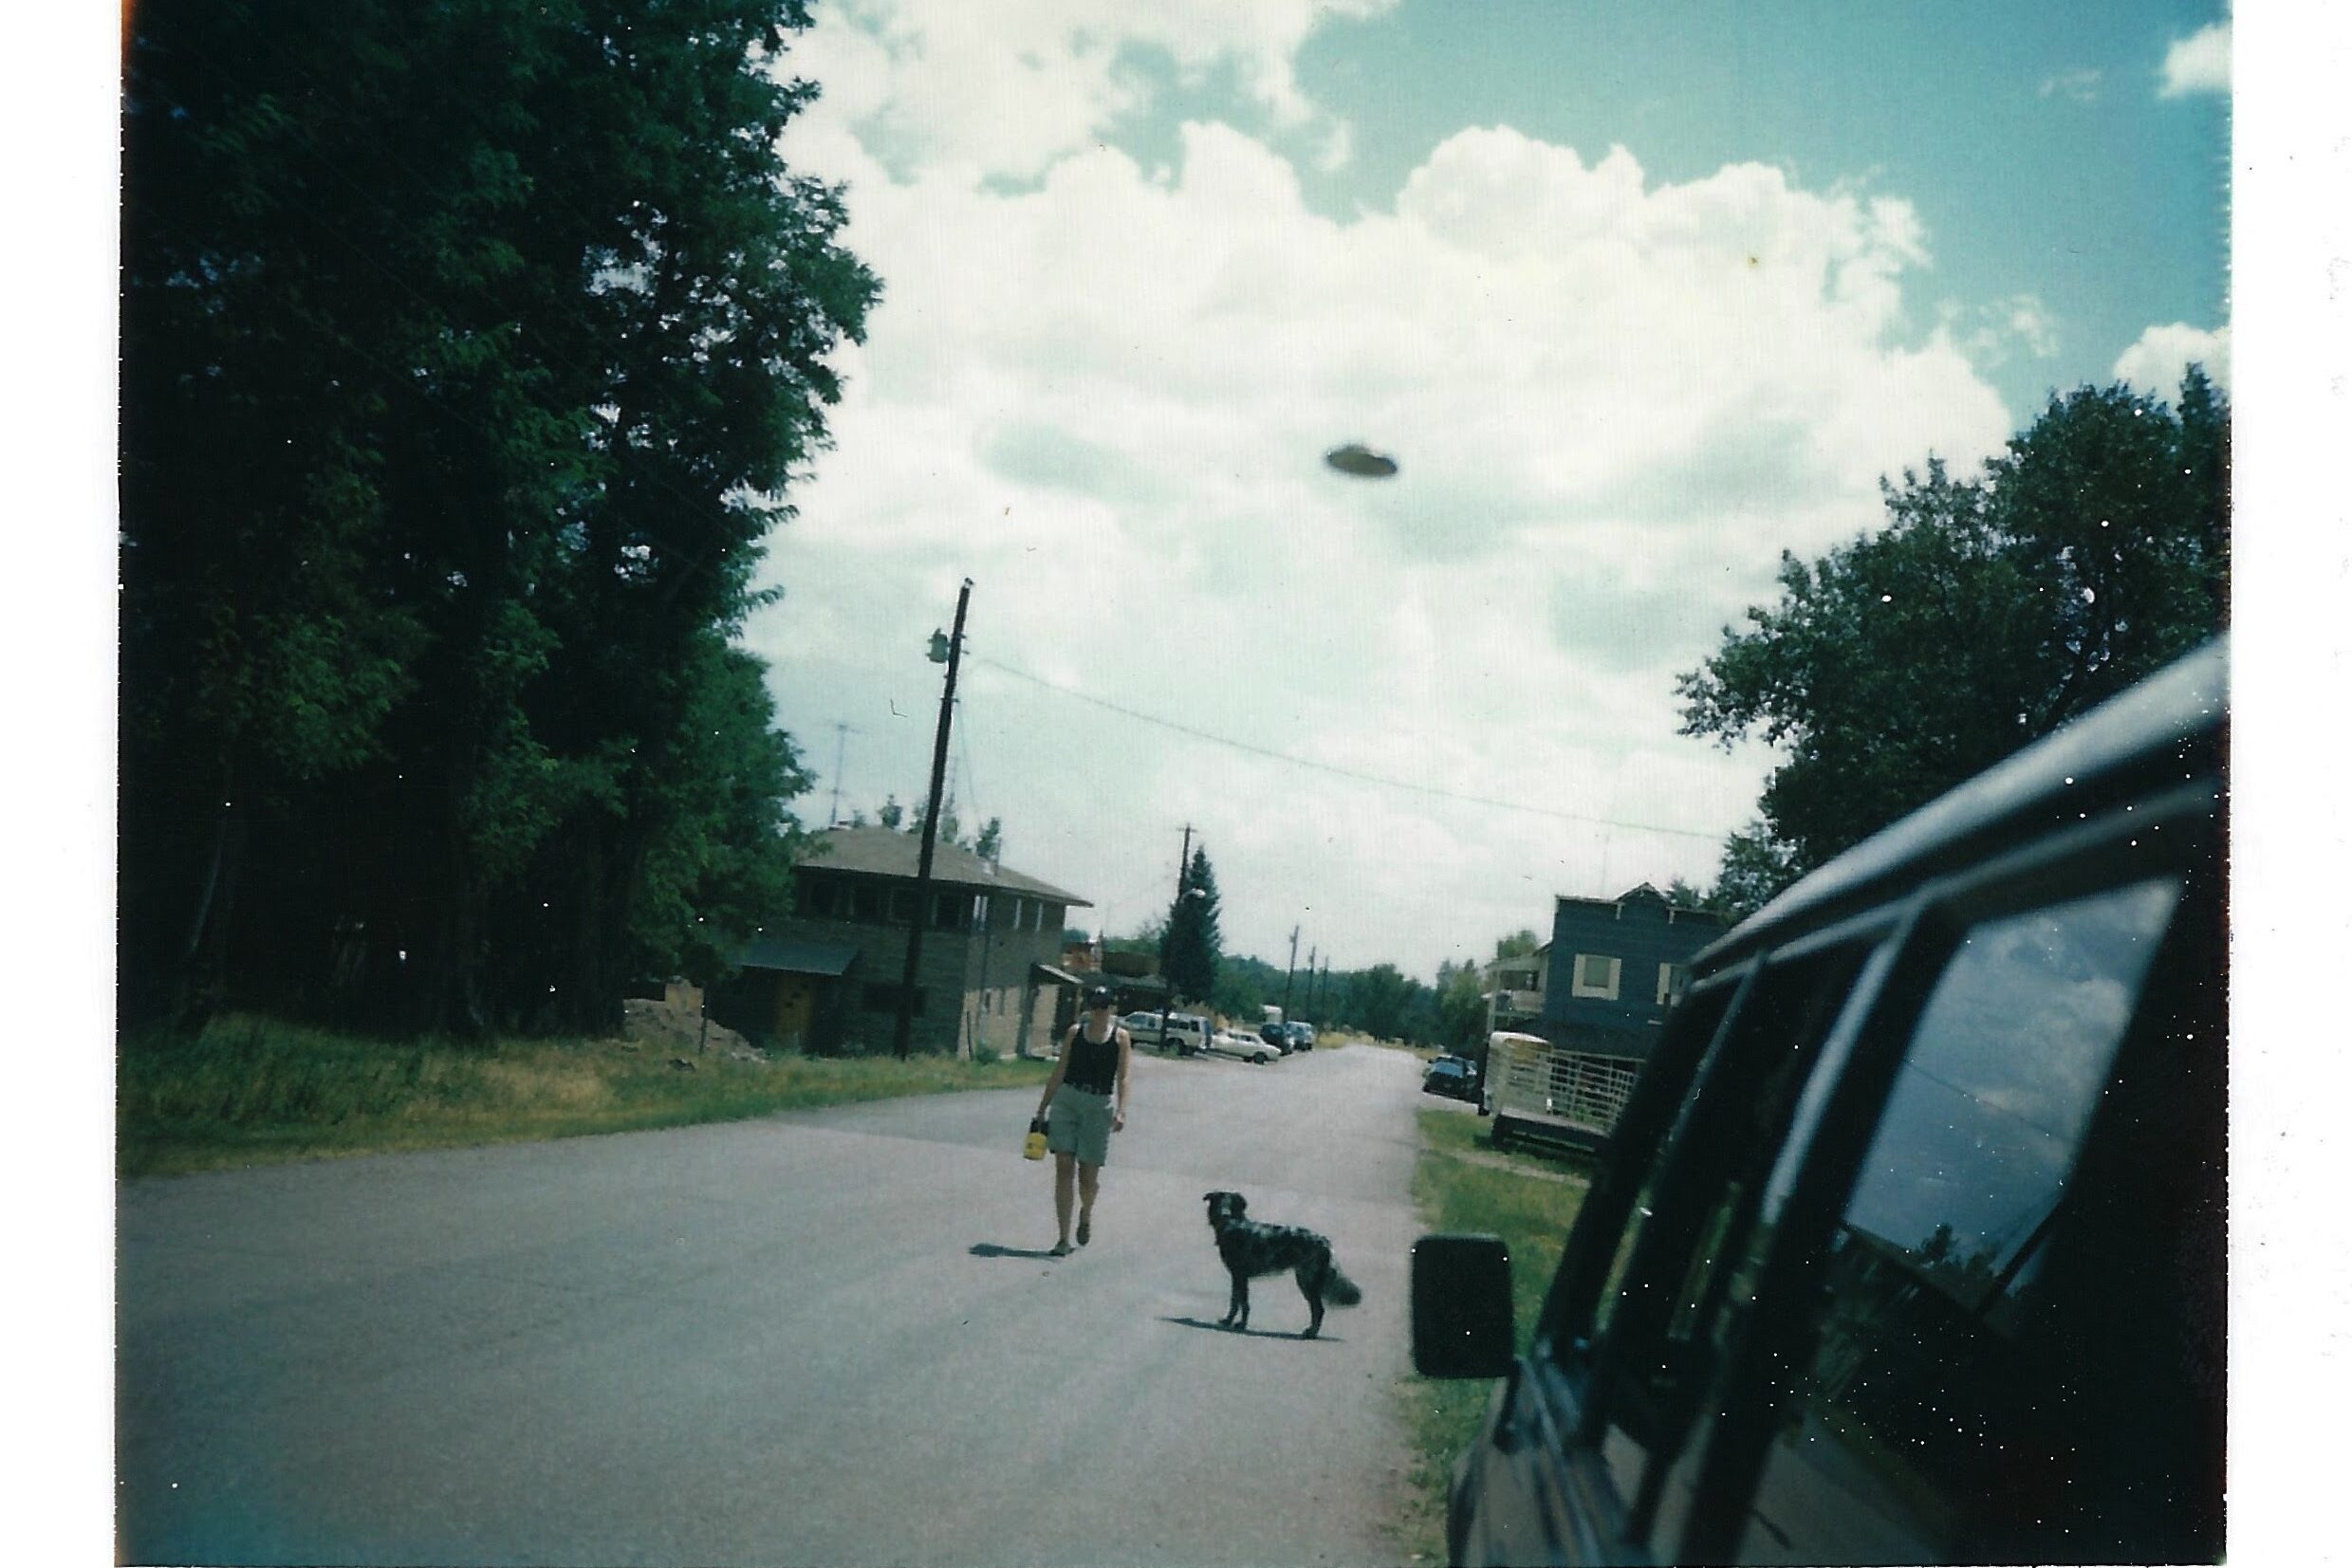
[1083,985,1115,1008]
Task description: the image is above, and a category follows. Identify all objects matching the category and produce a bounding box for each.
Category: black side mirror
[1412,1233,1514,1378]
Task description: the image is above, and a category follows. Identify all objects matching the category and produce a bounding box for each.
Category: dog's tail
[1322,1260,1363,1308]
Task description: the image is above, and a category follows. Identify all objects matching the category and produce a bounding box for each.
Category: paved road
[119,1043,1431,1566]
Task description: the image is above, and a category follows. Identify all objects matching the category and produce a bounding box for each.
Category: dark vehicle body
[1411,641,2225,1565]
[1423,1056,1479,1101]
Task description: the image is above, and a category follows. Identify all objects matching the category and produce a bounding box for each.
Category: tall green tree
[121,0,877,1033]
[1434,959,1487,1052]
[1163,846,1222,1004]
[1343,963,1426,1043]
[1676,372,2227,902]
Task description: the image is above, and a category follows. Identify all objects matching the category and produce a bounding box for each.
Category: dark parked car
[1412,640,2225,1566]
[1423,1055,1479,1101]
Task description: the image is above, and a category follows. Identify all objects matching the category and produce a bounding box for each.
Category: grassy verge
[119,1013,1052,1178]
[1394,1107,1596,1562]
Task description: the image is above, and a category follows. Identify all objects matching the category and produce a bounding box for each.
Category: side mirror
[1412,1233,1515,1378]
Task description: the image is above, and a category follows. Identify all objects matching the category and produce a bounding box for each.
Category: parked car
[1258,1023,1292,1052]
[1210,1027,1277,1064]
[1283,1022,1316,1052]
[1411,640,2225,1567]
[1422,1055,1479,1101]
[1120,1009,1208,1056]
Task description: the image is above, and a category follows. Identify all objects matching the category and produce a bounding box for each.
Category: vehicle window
[1536,980,1736,1360]
[1735,876,2181,1566]
[1584,943,1874,1510]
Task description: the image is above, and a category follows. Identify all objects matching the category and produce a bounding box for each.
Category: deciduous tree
[1676,373,2227,902]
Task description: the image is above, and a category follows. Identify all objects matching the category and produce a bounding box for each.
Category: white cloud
[1942,292,2059,370]
[2159,23,2231,98]
[782,0,1391,182]
[2039,67,2103,104]
[2113,321,2231,393]
[751,5,2018,976]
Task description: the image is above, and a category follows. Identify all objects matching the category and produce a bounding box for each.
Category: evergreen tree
[1163,847,1222,1003]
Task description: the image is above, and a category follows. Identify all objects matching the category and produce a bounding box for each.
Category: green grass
[119,1013,1051,1177]
[1394,1107,1596,1562]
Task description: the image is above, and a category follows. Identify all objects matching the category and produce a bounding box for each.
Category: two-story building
[1543,882,1728,1043]
[711,826,1091,1058]
[1483,946,1548,1035]
[1491,884,1729,1134]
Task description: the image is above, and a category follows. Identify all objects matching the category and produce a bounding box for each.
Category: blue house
[1539,883,1730,1061]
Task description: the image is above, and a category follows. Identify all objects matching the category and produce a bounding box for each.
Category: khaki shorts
[1046,1087,1114,1167]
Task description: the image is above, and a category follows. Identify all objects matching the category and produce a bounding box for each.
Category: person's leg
[1052,1153,1076,1252]
[1076,1161,1101,1245]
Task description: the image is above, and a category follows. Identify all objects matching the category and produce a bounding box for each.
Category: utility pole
[893,578,972,1060]
[1157,824,1192,1051]
[826,721,859,827]
[1303,946,1317,1024]
[1281,926,1300,1018]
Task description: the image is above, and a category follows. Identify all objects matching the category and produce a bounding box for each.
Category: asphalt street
[118,1042,1433,1567]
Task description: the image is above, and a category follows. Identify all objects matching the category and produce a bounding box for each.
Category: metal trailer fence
[1485,1031,1641,1148]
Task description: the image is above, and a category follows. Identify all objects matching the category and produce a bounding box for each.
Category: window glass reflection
[1739,877,2179,1565]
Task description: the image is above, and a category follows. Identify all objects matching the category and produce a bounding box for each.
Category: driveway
[119,1043,1429,1566]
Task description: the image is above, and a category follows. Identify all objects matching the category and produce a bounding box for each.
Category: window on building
[851,882,883,923]
[798,876,837,919]
[1656,963,1687,1007]
[888,887,916,925]
[1572,952,1621,1000]
[930,892,963,932]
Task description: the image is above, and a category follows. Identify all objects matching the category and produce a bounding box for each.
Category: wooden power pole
[893,578,972,1059]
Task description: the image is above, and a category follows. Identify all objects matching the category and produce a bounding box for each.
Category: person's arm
[1036,1026,1073,1119]
[1112,1028,1133,1130]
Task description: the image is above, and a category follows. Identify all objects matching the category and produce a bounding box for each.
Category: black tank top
[1064,1022,1120,1095]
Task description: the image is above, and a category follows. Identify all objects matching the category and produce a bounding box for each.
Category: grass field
[118,1013,1051,1177]
[1394,1104,1596,1561]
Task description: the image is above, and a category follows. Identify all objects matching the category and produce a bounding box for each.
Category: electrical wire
[967,652,1728,843]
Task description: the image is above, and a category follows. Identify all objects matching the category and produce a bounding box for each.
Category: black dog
[1202,1190,1362,1337]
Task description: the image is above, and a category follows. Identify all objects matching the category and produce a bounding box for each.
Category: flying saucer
[1324,442,1398,478]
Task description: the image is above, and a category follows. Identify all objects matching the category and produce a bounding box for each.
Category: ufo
[1324,442,1398,478]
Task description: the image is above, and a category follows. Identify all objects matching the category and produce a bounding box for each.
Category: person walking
[1034,986,1131,1256]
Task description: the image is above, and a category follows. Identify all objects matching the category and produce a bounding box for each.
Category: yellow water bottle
[1023,1116,1048,1160]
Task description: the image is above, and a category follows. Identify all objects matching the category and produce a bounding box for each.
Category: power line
[966,653,1729,844]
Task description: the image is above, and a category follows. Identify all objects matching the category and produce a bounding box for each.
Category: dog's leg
[1221,1266,1244,1328]
[1232,1271,1250,1331]
[1298,1260,1325,1338]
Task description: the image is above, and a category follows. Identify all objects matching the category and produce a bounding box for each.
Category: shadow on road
[969,1242,1064,1260]
[1157,1314,1343,1344]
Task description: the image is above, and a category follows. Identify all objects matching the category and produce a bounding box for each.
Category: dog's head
[1203,1190,1248,1230]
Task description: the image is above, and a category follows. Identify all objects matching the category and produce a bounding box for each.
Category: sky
[12,5,2352,1560]
[741,0,2232,981]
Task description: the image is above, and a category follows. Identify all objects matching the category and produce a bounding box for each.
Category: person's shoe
[1049,1240,1074,1257]
[1076,1217,1091,1247]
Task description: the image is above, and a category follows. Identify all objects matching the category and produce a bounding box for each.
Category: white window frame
[1571,952,1621,1000]
[1657,962,1686,1007]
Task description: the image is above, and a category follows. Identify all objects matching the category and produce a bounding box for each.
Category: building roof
[799,826,1091,907]
[1554,885,1729,924]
